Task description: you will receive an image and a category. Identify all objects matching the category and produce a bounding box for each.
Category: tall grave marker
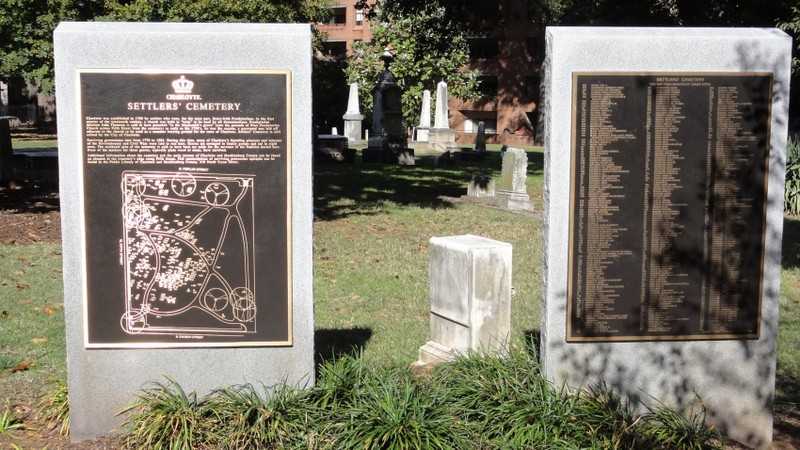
[54,22,314,441]
[541,27,791,449]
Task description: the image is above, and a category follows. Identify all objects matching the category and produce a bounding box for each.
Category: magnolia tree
[344,5,480,131]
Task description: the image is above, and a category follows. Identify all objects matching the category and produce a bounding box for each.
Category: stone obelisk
[428,80,457,152]
[415,89,431,141]
[343,83,363,142]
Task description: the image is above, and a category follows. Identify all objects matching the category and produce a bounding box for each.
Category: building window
[355,8,364,25]
[467,37,499,59]
[322,41,347,57]
[331,6,347,25]
[463,112,497,134]
[479,76,499,96]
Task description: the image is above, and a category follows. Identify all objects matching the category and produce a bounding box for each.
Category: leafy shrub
[785,134,800,214]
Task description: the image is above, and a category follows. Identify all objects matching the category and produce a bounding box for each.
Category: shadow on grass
[313,150,543,221]
[774,370,800,447]
[782,216,800,269]
[314,327,373,378]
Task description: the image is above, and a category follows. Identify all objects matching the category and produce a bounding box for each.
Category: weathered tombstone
[343,82,364,142]
[428,81,459,153]
[418,235,512,364]
[495,148,533,211]
[415,89,431,142]
[364,48,414,165]
[0,118,13,183]
[474,120,487,152]
[460,119,488,162]
[54,22,315,441]
[541,27,792,450]
[466,175,495,198]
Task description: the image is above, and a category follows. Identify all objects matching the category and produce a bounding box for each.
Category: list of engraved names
[568,73,772,341]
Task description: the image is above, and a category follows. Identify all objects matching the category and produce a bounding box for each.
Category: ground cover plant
[0,143,798,447]
[117,348,723,450]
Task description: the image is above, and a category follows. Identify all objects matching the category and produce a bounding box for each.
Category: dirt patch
[0,181,61,244]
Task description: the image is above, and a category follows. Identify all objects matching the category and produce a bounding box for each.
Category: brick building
[316,0,542,145]
[315,0,372,58]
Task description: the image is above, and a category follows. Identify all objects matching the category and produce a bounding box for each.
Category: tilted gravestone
[54,22,314,441]
[495,148,533,211]
[541,27,791,450]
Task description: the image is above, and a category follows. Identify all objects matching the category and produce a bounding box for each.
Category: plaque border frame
[565,71,773,343]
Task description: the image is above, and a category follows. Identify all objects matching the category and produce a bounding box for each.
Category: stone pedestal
[418,235,512,365]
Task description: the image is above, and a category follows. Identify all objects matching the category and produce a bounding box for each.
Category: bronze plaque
[79,70,292,348]
[567,73,772,342]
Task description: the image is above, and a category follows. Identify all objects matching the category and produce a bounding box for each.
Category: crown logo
[172,76,194,94]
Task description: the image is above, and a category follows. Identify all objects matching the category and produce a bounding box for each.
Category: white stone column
[428,81,457,151]
[419,89,431,128]
[415,89,431,141]
[432,81,449,130]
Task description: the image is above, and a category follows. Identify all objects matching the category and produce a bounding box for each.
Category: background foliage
[344,5,479,129]
[0,0,106,95]
[0,0,333,98]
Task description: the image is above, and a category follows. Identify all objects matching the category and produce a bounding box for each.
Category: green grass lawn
[0,147,798,447]
[0,242,66,405]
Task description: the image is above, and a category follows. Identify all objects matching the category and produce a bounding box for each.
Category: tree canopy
[105,0,332,24]
[778,6,800,74]
[344,2,480,127]
[0,0,333,96]
[0,0,106,95]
